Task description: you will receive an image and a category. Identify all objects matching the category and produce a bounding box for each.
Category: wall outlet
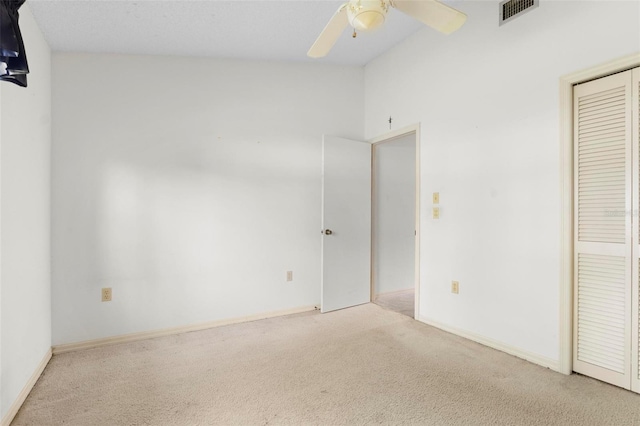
[101,287,112,302]
[433,192,440,204]
[451,281,459,294]
[432,207,440,219]
[286,271,293,282]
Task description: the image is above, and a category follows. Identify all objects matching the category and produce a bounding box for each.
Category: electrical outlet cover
[102,287,112,302]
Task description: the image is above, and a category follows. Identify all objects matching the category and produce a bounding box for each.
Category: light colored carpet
[13,304,640,425]
[374,289,415,318]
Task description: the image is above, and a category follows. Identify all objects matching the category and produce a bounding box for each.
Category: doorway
[370,129,419,319]
[571,67,640,392]
[559,53,640,378]
[559,53,640,390]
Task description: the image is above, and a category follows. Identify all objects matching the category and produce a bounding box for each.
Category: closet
[573,67,639,392]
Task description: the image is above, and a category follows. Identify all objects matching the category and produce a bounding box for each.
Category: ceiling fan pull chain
[352,29,357,38]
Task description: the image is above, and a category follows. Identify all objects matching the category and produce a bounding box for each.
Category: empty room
[1,0,640,424]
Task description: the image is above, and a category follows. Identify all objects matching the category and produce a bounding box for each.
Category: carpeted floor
[13,304,640,425]
[374,289,415,318]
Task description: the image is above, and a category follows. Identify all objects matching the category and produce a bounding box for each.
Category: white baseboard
[1,348,52,426]
[419,316,560,372]
[53,305,318,355]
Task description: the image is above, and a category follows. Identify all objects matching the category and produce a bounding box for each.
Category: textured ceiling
[27,0,435,65]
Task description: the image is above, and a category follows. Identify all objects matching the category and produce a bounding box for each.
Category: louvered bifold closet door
[632,68,640,394]
[573,70,633,389]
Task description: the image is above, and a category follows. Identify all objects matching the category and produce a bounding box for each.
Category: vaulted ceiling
[27,0,457,65]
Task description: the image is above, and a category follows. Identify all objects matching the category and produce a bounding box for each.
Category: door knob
[323,229,333,235]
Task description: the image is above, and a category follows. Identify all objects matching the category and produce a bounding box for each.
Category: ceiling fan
[308,0,467,58]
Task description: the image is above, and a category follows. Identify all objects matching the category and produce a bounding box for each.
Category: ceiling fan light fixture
[347,0,388,31]
[307,0,467,59]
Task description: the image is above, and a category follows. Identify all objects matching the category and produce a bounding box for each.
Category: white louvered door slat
[631,67,640,394]
[573,70,632,389]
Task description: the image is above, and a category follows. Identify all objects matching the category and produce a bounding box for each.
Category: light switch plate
[433,192,440,204]
[451,281,459,294]
[432,207,440,219]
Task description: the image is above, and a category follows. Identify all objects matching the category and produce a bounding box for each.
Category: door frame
[368,123,421,319]
[559,53,640,375]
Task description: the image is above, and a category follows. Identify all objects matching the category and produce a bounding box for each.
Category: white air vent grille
[499,0,539,25]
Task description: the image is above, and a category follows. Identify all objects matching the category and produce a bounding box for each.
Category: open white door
[321,135,371,313]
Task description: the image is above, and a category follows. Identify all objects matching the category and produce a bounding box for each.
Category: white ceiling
[27,0,437,66]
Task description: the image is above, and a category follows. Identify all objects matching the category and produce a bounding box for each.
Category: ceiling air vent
[499,0,539,26]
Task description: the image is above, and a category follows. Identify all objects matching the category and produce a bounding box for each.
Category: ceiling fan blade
[391,0,467,35]
[307,4,349,58]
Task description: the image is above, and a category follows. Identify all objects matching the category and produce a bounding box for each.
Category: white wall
[0,4,51,420]
[51,53,364,345]
[365,1,640,363]
[373,134,415,295]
